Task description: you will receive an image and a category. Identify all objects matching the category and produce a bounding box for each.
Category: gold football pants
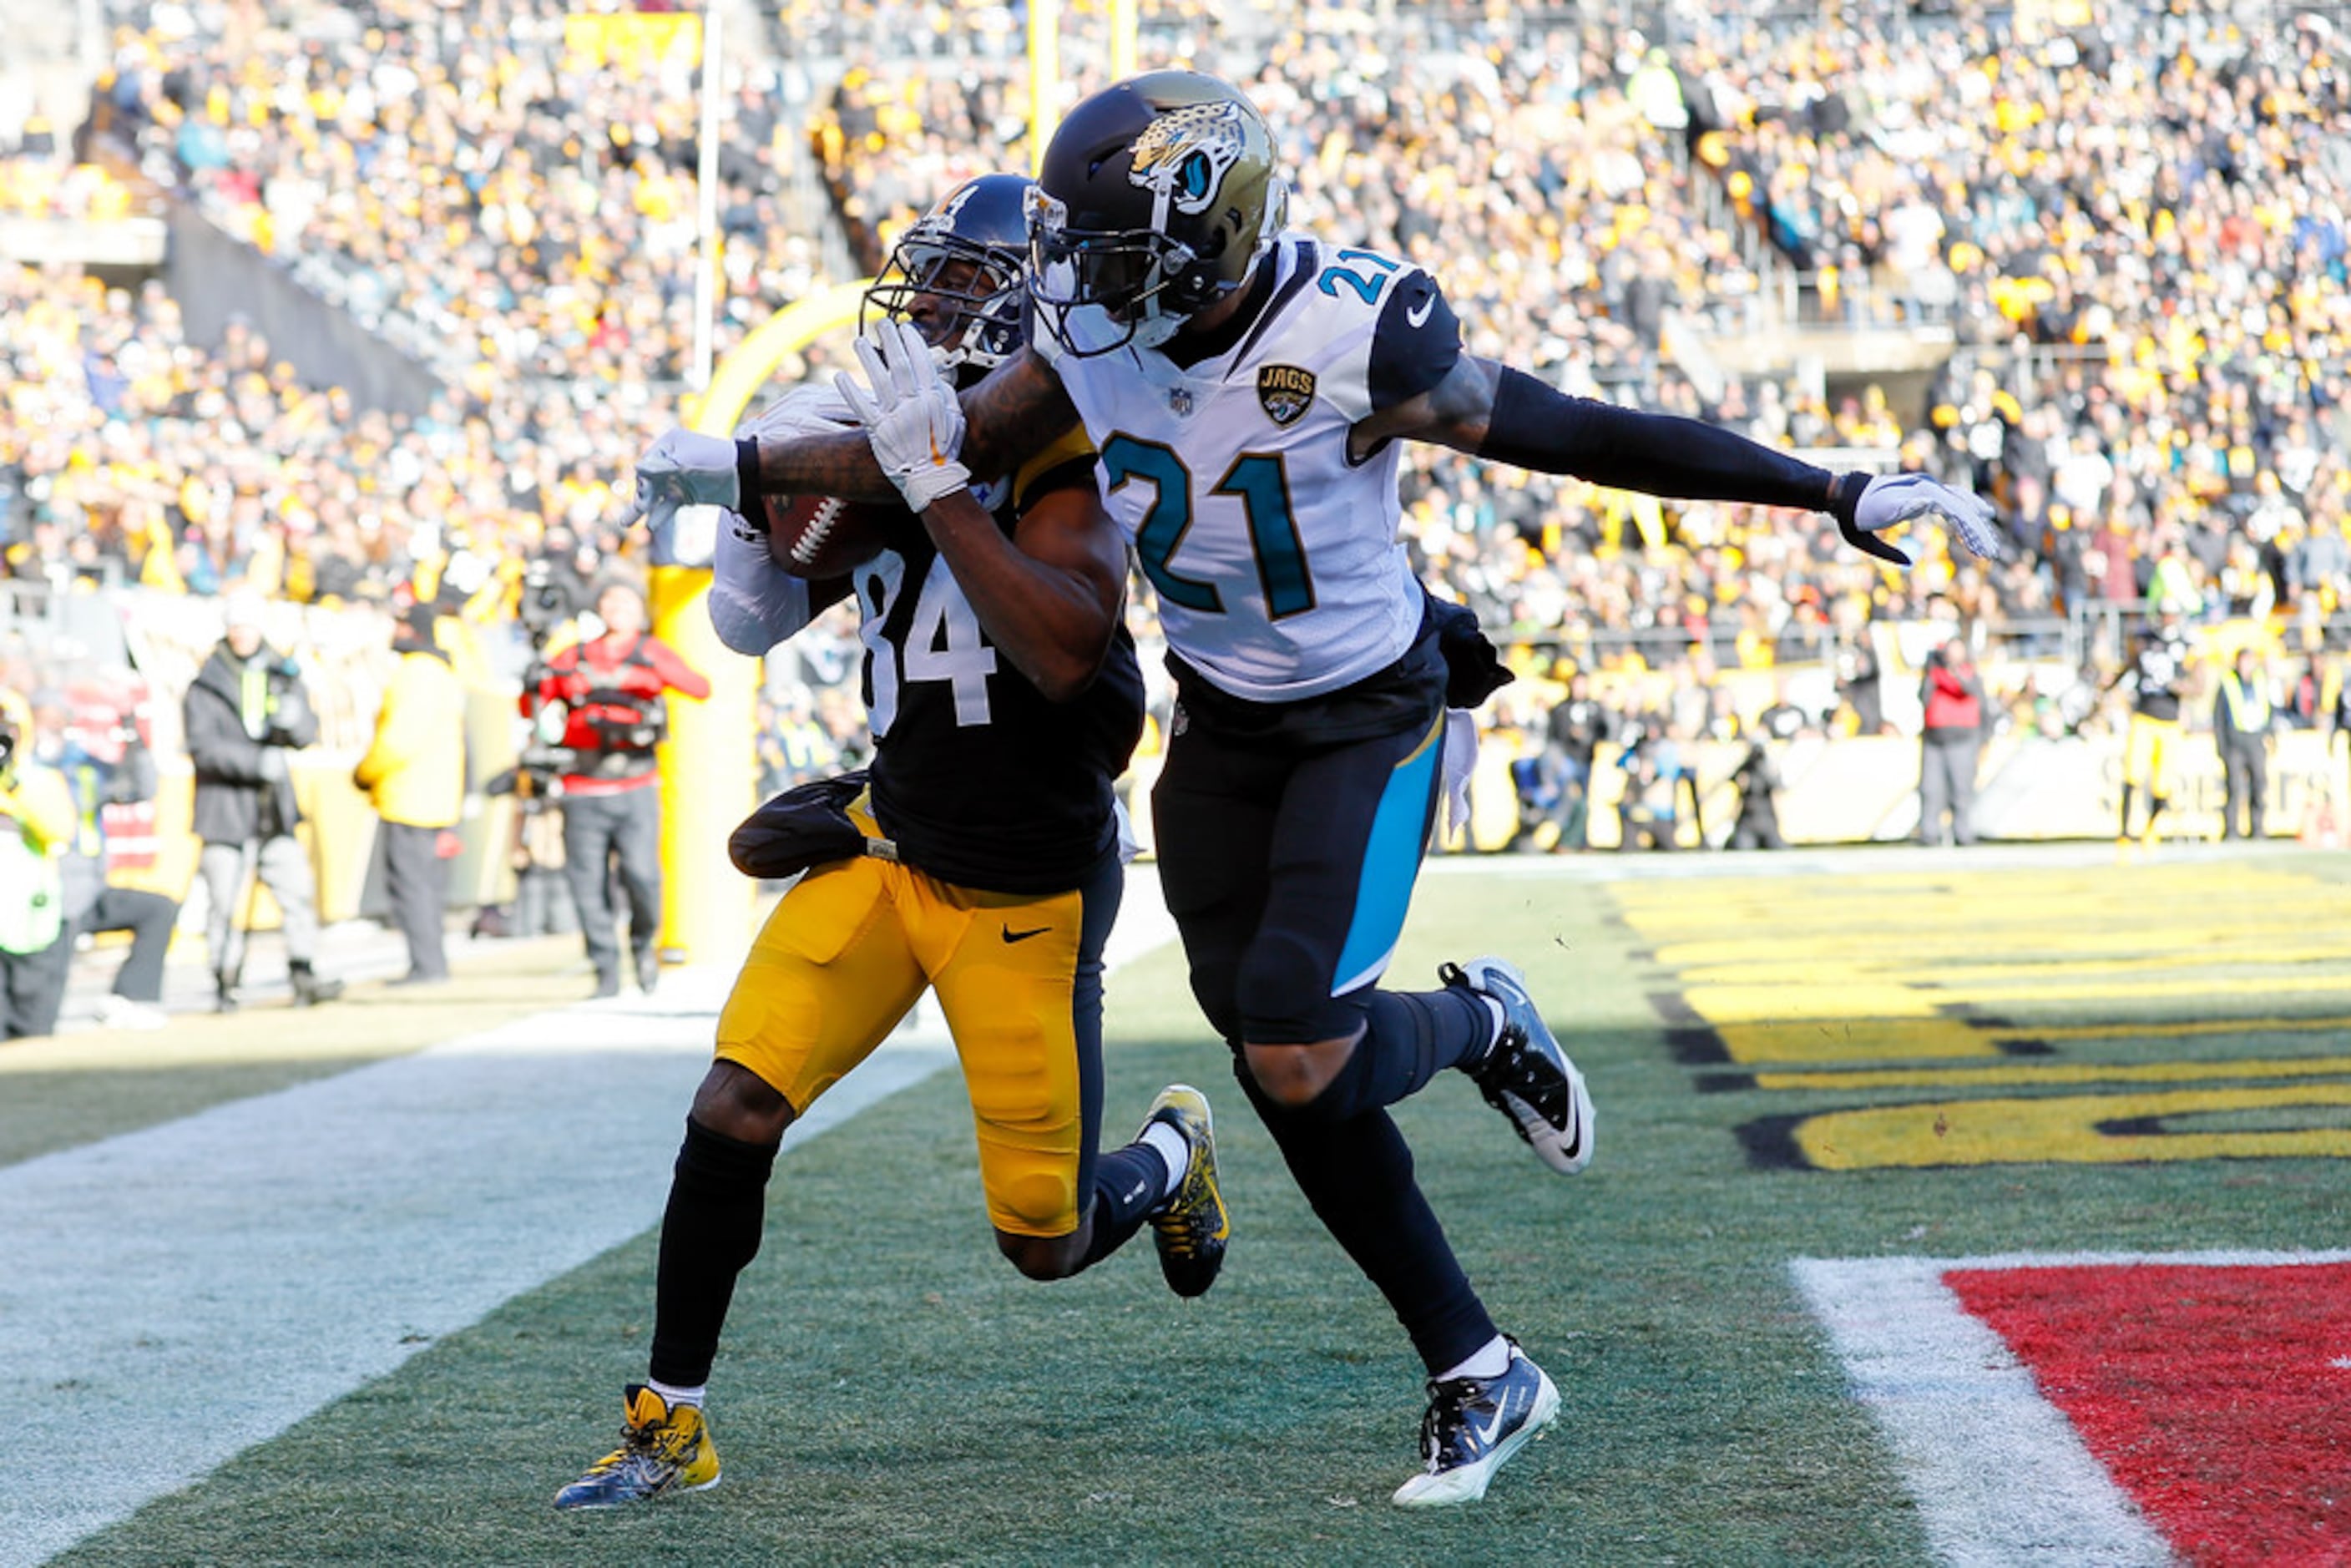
[715,851,1109,1238]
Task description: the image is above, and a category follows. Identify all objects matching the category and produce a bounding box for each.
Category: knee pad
[1235,932,1363,1044]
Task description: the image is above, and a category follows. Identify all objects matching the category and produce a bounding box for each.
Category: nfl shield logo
[1256,365,1315,427]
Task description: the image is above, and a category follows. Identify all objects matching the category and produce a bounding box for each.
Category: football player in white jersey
[626,72,2000,1507]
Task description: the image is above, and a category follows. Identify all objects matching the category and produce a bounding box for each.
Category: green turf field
[33,849,2351,1566]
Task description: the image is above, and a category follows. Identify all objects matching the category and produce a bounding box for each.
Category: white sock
[1140,1120,1191,1200]
[1437,1335,1511,1383]
[647,1378,705,1410]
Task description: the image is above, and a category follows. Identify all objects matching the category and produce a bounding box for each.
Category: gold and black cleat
[554,1383,720,1510]
[1140,1085,1230,1298]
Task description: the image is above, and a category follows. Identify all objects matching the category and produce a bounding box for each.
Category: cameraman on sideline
[185,592,344,1011]
[0,687,79,1039]
[525,579,709,998]
[33,688,181,1030]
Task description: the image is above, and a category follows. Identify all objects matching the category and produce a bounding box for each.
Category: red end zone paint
[1945,1262,2351,1567]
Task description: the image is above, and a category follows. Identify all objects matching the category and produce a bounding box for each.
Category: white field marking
[1792,1250,2351,1568]
[0,871,1180,1568]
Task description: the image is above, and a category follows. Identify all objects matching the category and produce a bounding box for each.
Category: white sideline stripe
[1791,1250,2351,1567]
[0,873,1181,1568]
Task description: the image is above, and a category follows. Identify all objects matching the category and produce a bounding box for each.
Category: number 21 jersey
[1044,233,1466,704]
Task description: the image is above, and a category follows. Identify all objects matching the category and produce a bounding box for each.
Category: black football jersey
[853,424,1145,893]
[2128,635,2190,722]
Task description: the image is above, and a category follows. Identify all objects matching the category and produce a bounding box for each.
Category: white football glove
[628,428,742,535]
[833,317,971,513]
[741,382,860,444]
[1835,471,2005,565]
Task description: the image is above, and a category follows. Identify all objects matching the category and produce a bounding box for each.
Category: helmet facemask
[863,226,1027,382]
[1025,187,1208,357]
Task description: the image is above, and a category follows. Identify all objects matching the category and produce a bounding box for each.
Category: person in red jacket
[1918,634,1986,847]
[527,579,710,996]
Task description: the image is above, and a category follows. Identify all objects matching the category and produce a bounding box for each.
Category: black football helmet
[863,173,1034,383]
[1027,71,1287,357]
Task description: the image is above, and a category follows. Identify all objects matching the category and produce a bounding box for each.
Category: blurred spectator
[527,579,710,998]
[1836,635,1885,736]
[1540,670,1610,851]
[185,593,342,1011]
[31,688,179,1030]
[353,605,468,986]
[0,686,78,1039]
[1724,738,1786,852]
[2212,648,2275,842]
[1615,715,1689,852]
[1918,636,1985,847]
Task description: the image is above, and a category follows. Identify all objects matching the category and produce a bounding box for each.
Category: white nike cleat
[1392,1339,1561,1507]
[1446,956,1595,1175]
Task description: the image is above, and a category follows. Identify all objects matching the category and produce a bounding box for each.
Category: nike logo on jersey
[1406,293,1436,329]
[1002,923,1050,943]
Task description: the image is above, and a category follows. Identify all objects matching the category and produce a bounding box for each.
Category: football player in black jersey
[556,175,1230,1511]
[627,73,2001,1507]
[2108,608,2201,847]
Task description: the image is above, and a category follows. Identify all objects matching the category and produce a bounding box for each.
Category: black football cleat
[1446,956,1595,1175]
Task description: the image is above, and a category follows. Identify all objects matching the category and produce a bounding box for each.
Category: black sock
[2119,784,2136,838]
[1296,987,1494,1123]
[1069,1144,1168,1272]
[649,1117,779,1388]
[1236,1062,1495,1374]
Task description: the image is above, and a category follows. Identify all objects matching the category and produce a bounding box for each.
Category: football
[761,493,908,579]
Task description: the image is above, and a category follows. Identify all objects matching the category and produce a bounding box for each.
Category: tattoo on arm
[959,350,1078,479]
[1347,355,1499,462]
[748,347,1074,503]
[754,427,895,503]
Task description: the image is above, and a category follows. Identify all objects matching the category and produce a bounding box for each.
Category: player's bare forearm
[752,427,897,504]
[957,348,1079,480]
[751,351,1074,508]
[920,482,1122,703]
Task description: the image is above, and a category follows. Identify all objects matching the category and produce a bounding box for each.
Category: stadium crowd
[5,1,2350,766]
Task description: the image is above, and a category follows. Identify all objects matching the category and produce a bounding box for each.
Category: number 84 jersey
[1046,233,1464,703]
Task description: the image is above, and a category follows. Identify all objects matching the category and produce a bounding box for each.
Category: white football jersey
[1044,233,1462,702]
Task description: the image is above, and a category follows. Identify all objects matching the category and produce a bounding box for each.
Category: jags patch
[1256,365,1316,427]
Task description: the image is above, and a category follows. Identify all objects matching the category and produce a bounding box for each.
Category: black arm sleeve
[1476,366,1842,513]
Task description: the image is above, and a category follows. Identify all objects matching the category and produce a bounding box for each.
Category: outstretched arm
[1358,352,2002,563]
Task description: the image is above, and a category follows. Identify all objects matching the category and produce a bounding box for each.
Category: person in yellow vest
[353,604,468,986]
[0,688,81,1039]
[2212,647,2275,841]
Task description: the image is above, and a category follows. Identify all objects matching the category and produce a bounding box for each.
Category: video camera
[518,559,572,642]
[260,658,312,748]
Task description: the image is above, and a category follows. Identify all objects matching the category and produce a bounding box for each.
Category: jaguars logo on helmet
[863,172,1034,384]
[1028,72,1287,357]
[1127,100,1247,223]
